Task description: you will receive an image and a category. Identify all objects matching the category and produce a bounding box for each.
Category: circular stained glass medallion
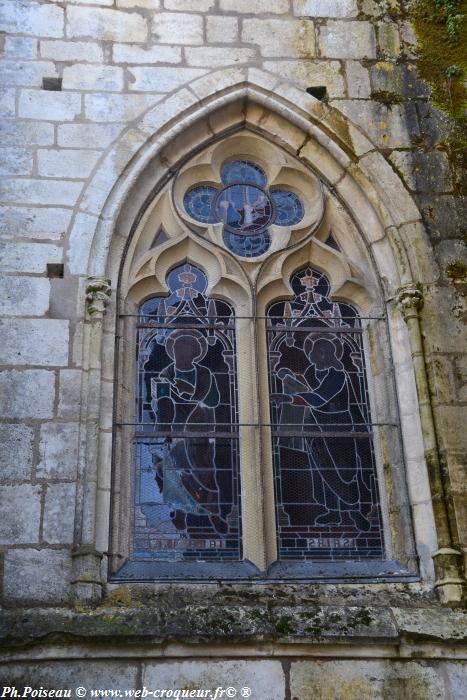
[183,185,218,224]
[270,190,304,227]
[223,230,270,258]
[221,159,267,187]
[215,184,274,235]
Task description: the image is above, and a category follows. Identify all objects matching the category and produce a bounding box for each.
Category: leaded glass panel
[134,263,241,561]
[267,268,384,560]
[182,159,304,259]
[220,159,268,186]
[270,190,304,227]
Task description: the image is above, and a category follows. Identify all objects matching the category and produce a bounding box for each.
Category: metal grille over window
[267,268,384,560]
[134,264,241,561]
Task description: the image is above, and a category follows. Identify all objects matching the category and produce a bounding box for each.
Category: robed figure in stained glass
[134,264,241,561]
[268,268,383,559]
[150,328,228,535]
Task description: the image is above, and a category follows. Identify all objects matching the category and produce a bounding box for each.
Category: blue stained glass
[135,264,241,562]
[221,160,267,187]
[223,230,270,258]
[267,268,384,561]
[184,186,219,224]
[270,190,304,227]
[182,159,304,259]
[216,184,273,234]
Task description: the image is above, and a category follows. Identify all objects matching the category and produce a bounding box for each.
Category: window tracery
[183,159,304,258]
[111,132,415,581]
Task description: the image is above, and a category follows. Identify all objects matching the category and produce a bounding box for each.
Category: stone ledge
[1,605,466,650]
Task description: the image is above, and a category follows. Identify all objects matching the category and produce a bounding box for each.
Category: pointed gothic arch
[71,68,464,600]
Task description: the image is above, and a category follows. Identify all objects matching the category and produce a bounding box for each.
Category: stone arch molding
[72,67,435,291]
[72,68,467,605]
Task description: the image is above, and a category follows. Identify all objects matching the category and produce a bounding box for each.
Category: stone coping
[1,605,466,651]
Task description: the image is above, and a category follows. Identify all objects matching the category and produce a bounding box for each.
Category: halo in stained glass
[215,184,274,235]
[183,185,219,224]
[223,230,270,258]
[270,190,304,227]
[221,160,267,187]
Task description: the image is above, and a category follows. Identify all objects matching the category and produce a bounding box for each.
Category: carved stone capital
[86,277,111,317]
[396,285,423,321]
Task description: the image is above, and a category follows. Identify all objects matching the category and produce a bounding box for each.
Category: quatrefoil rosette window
[175,142,324,261]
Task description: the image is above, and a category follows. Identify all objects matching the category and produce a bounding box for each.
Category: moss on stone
[371,89,405,105]
[411,0,466,121]
[445,259,467,290]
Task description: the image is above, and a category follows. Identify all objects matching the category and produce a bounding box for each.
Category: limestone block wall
[0,0,466,676]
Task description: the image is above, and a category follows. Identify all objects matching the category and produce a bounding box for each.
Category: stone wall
[0,0,466,692]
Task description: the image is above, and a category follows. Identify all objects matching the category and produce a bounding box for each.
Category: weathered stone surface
[0,484,41,545]
[128,66,208,92]
[151,12,203,45]
[293,0,358,17]
[117,0,159,6]
[58,369,82,419]
[1,178,82,207]
[165,0,214,9]
[346,60,371,98]
[40,40,103,62]
[0,206,71,240]
[58,123,124,149]
[0,370,55,419]
[4,36,37,59]
[143,660,285,697]
[63,65,124,92]
[0,120,54,146]
[0,424,33,481]
[37,423,80,480]
[221,0,288,11]
[0,88,15,118]
[85,93,159,122]
[0,277,50,316]
[112,43,181,64]
[378,21,401,58]
[336,100,417,148]
[3,549,72,605]
[1,660,138,688]
[67,6,148,43]
[390,151,453,193]
[19,89,82,121]
[43,483,76,544]
[242,18,315,58]
[0,147,33,176]
[0,0,64,38]
[290,660,446,700]
[0,319,68,366]
[206,15,238,43]
[185,47,256,67]
[263,60,345,97]
[67,212,100,274]
[320,21,376,59]
[38,149,101,179]
[0,60,57,87]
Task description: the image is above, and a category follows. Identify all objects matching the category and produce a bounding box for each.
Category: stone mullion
[236,314,268,572]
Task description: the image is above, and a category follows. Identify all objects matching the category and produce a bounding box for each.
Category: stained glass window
[183,159,304,258]
[267,268,384,560]
[134,263,241,561]
[183,185,218,224]
[270,191,304,227]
